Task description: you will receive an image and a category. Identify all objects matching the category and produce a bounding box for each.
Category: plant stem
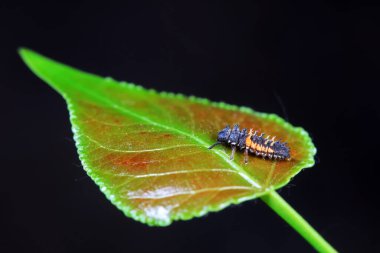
[261,191,337,253]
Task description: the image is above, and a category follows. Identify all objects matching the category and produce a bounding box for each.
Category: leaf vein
[83,134,200,153]
[127,186,254,200]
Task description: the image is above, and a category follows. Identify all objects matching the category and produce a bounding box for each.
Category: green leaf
[19,48,316,226]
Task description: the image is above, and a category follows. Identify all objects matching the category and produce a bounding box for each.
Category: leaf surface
[19,48,316,226]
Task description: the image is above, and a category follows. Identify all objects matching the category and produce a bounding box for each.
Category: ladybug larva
[208,124,291,164]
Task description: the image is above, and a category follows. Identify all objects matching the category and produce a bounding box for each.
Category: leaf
[19,48,316,226]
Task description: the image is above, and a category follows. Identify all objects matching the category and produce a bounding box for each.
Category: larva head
[217,125,231,142]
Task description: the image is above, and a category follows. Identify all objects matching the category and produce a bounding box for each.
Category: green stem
[261,191,337,253]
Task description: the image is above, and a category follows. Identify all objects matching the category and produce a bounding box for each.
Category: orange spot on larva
[245,136,252,147]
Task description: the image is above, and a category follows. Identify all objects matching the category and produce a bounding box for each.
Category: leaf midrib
[23,51,262,189]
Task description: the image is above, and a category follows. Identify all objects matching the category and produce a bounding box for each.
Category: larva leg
[244,148,249,164]
[208,142,221,149]
[230,145,236,160]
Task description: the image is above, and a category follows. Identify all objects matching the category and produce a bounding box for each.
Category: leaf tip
[18,47,42,71]
[18,47,33,60]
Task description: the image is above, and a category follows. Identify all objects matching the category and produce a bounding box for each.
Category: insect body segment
[208,124,291,164]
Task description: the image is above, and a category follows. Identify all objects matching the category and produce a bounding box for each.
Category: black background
[1,1,379,252]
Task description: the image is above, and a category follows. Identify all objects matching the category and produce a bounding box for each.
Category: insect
[208,124,291,164]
